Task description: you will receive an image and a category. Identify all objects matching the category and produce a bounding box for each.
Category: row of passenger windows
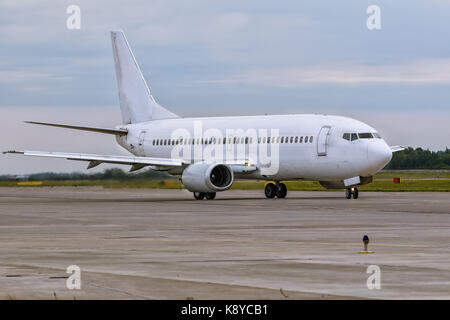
[342,132,381,141]
[152,135,314,146]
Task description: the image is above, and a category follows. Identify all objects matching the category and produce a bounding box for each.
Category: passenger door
[317,126,331,156]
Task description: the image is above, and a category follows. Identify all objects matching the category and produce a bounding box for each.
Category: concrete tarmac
[0,187,449,299]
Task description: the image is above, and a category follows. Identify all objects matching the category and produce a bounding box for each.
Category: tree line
[385,147,450,170]
[0,168,172,181]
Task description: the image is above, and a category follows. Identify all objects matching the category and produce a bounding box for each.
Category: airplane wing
[390,146,405,153]
[3,150,186,170]
[3,150,258,173]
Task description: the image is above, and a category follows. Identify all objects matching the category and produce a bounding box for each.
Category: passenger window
[295,136,298,143]
[343,133,350,141]
[310,136,313,143]
[351,133,358,141]
[290,137,293,143]
[305,136,309,143]
[300,136,303,143]
[281,137,284,143]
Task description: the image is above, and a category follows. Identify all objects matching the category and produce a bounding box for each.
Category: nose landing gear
[265,182,287,199]
[345,187,359,199]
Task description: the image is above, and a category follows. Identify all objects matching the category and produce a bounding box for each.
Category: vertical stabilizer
[111,30,179,124]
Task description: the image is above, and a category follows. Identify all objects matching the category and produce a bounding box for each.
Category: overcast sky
[1,0,449,174]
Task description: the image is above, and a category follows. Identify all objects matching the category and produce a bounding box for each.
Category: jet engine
[181,162,234,192]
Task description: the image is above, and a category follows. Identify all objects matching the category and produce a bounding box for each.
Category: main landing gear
[345,187,359,199]
[265,182,287,199]
[193,192,216,200]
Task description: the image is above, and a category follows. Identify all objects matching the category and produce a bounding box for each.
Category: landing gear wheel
[194,192,205,200]
[345,187,359,199]
[265,183,277,198]
[205,192,216,200]
[345,188,352,199]
[276,183,287,198]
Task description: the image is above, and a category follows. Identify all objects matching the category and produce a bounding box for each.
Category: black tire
[345,188,352,199]
[352,188,359,199]
[265,183,277,198]
[205,192,216,200]
[194,192,205,200]
[276,183,287,198]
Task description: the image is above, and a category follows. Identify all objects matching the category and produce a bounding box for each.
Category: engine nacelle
[181,162,234,192]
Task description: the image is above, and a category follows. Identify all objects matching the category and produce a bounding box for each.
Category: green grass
[375,170,450,179]
[0,170,449,191]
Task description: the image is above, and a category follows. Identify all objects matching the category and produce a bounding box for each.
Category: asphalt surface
[0,187,449,299]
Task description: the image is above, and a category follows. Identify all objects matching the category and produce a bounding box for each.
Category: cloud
[207,59,450,87]
[0,70,70,83]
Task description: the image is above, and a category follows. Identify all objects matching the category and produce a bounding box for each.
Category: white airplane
[4,31,404,200]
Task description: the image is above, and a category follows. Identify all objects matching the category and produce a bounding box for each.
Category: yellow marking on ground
[17,181,43,186]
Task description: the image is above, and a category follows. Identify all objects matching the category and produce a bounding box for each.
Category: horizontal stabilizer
[25,121,128,136]
[390,146,405,153]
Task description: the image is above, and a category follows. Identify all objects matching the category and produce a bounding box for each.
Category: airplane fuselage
[116,113,392,182]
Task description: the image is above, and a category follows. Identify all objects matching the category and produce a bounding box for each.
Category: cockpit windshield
[358,133,373,139]
[342,132,381,141]
[373,132,381,138]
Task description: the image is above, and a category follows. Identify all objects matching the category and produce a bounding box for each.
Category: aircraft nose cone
[368,141,392,170]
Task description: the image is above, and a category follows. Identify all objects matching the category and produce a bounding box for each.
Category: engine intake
[181,163,234,192]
